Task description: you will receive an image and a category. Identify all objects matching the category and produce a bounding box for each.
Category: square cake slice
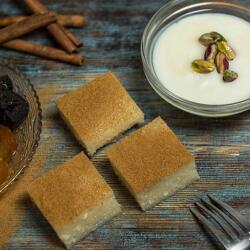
[106,117,199,211]
[28,152,121,249]
[56,71,144,155]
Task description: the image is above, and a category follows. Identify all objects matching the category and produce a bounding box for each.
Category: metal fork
[190,195,250,250]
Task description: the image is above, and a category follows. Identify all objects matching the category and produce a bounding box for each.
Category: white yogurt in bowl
[153,13,250,105]
[141,0,250,117]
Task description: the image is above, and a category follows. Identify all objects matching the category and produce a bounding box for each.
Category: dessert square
[28,152,121,249]
[106,117,199,211]
[57,71,144,155]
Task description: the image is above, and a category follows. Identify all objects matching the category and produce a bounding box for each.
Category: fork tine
[208,195,250,231]
[190,207,230,249]
[195,201,238,241]
[228,238,250,250]
[201,198,247,238]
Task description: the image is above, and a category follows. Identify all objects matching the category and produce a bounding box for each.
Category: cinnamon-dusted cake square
[56,71,144,155]
[106,117,199,211]
[28,152,121,249]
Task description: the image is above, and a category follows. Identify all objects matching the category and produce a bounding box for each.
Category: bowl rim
[141,0,250,116]
[0,59,42,194]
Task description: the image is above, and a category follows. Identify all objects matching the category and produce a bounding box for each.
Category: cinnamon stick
[0,13,56,45]
[0,16,25,27]
[47,23,78,52]
[58,23,82,47]
[24,0,81,53]
[0,15,85,28]
[57,14,85,28]
[3,39,84,65]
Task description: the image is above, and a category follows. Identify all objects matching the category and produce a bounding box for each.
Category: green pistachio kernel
[223,70,238,82]
[191,59,215,74]
[199,31,226,46]
[217,41,236,61]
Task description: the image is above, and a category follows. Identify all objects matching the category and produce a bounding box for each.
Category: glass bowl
[141,0,250,117]
[0,59,42,194]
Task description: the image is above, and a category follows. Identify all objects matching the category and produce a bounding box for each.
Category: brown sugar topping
[56,71,144,152]
[106,117,194,194]
[28,152,112,230]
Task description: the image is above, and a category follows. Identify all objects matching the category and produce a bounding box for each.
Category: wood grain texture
[0,0,249,249]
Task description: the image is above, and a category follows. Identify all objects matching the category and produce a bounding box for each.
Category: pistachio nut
[199,31,226,46]
[223,70,238,82]
[204,44,218,62]
[215,52,229,74]
[217,41,236,61]
[191,59,215,73]
[210,32,227,42]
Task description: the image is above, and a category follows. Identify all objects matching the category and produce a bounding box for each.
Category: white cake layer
[57,194,121,249]
[135,161,199,210]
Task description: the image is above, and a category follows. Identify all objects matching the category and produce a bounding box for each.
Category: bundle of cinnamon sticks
[0,0,85,65]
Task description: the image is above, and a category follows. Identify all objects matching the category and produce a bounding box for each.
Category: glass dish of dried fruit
[0,59,42,194]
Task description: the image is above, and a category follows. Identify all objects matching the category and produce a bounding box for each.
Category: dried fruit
[0,90,29,130]
[223,70,238,82]
[217,41,236,61]
[0,160,9,185]
[191,59,215,73]
[199,31,226,46]
[0,125,17,161]
[215,52,229,74]
[204,44,218,62]
[0,75,13,91]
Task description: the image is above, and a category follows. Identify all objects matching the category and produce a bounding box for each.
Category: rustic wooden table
[1,0,250,249]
